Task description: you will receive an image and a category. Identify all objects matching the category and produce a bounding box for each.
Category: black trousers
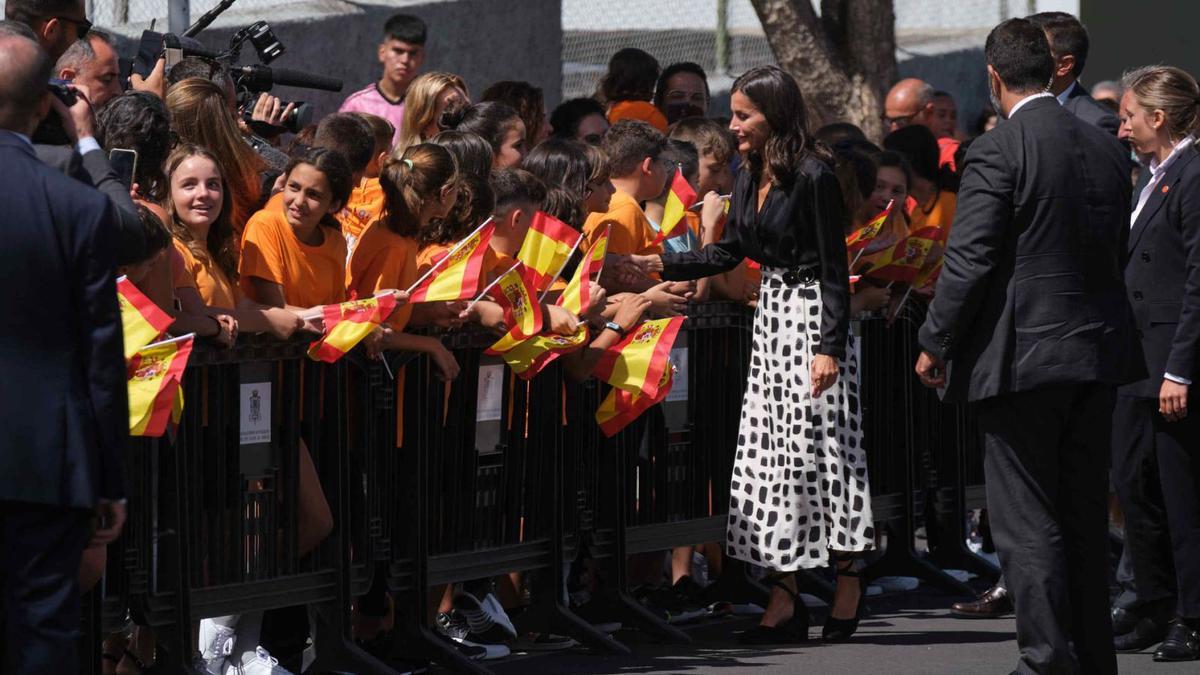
[0,501,92,675]
[1111,395,1177,616]
[976,384,1116,675]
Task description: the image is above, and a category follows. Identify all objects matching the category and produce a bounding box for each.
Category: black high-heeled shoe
[738,575,809,645]
[822,559,867,642]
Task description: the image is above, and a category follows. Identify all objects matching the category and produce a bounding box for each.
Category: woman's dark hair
[441,101,522,159]
[283,148,354,230]
[542,187,583,230]
[730,66,826,186]
[379,143,458,239]
[550,97,607,140]
[653,61,710,107]
[480,80,545,149]
[117,204,172,267]
[422,173,493,248]
[429,129,494,180]
[96,92,173,201]
[883,124,939,184]
[521,137,592,202]
[832,148,877,220]
[599,48,660,104]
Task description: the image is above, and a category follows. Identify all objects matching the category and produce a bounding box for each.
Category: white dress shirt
[1130,135,1196,386]
[1007,91,1055,118]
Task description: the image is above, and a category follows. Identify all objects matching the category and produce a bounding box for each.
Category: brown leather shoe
[950,584,1013,619]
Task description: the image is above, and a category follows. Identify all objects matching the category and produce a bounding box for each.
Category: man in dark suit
[916,19,1136,674]
[1028,11,1120,136]
[0,32,127,675]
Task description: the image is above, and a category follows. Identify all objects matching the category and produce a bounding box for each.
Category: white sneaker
[229,646,294,674]
[198,619,236,674]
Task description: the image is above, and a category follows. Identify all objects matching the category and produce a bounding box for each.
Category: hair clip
[403,158,414,169]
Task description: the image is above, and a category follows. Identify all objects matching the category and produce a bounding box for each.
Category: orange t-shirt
[483,247,516,285]
[416,243,448,274]
[173,240,239,309]
[239,201,347,308]
[169,245,197,291]
[607,100,668,133]
[908,190,957,238]
[339,177,386,256]
[346,220,418,331]
[582,189,663,257]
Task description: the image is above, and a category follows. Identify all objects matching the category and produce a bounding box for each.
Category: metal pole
[168,0,189,35]
[999,0,1009,21]
[715,0,729,77]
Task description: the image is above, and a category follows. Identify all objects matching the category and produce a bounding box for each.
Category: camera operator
[55,28,121,108]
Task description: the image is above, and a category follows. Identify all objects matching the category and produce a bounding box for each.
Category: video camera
[133,0,342,135]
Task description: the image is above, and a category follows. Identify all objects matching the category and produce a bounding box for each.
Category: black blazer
[0,132,127,508]
[1122,145,1200,398]
[918,97,1139,402]
[1062,82,1120,136]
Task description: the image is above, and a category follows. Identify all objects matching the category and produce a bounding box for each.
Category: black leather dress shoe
[1114,615,1170,652]
[950,584,1012,619]
[1112,606,1139,636]
[1153,622,1200,662]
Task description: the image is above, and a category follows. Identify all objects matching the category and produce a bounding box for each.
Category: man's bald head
[0,33,53,135]
[884,78,936,133]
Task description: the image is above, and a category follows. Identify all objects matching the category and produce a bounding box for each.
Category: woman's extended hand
[810,353,838,396]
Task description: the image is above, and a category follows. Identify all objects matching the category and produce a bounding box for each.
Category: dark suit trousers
[1112,396,1177,616]
[1146,396,1200,619]
[0,501,92,675]
[976,384,1117,675]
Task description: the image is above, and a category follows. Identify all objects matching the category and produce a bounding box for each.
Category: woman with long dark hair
[634,65,873,644]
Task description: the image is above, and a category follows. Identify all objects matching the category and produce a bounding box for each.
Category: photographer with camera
[55,28,121,108]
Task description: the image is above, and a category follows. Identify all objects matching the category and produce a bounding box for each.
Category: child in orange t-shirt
[240,149,352,310]
[339,113,394,257]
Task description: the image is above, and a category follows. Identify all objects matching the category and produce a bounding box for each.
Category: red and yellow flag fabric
[596,365,674,437]
[117,276,174,359]
[864,226,942,285]
[593,316,685,400]
[492,324,590,379]
[845,200,895,255]
[912,253,944,293]
[128,334,194,437]
[307,293,397,363]
[652,168,698,245]
[557,226,609,317]
[409,220,494,302]
[517,211,581,292]
[490,263,543,342]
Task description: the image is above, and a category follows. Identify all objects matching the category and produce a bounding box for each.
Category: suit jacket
[1121,145,1200,398]
[918,97,1139,402]
[1062,82,1120,136]
[0,132,128,508]
[36,143,139,215]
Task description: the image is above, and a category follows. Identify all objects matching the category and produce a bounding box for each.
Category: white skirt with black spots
[727,266,875,571]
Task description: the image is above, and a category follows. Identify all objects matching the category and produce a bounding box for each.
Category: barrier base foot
[927,542,1000,584]
[405,625,494,675]
[864,537,974,598]
[585,590,693,644]
[306,605,403,675]
[516,600,631,654]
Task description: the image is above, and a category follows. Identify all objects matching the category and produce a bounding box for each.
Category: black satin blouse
[661,155,850,357]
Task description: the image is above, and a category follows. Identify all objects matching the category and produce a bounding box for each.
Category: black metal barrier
[81,301,995,674]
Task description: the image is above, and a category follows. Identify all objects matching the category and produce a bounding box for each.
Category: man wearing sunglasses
[5,0,91,61]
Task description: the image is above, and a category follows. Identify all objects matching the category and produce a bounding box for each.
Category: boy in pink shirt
[339,13,427,147]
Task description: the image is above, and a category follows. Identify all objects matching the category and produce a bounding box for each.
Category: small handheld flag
[846,199,895,258]
[307,293,398,363]
[596,365,674,437]
[863,226,942,285]
[557,226,609,317]
[490,262,544,342]
[128,333,194,437]
[593,316,685,401]
[117,276,174,359]
[490,324,590,379]
[653,168,698,245]
[408,219,494,303]
[518,211,582,292]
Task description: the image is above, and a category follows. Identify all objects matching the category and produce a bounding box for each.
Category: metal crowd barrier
[81,301,994,674]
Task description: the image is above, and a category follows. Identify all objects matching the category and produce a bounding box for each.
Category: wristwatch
[603,321,626,338]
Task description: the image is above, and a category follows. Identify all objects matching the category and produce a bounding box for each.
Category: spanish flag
[912,253,944,293]
[593,316,685,400]
[128,334,194,437]
[307,293,398,363]
[117,276,173,359]
[652,167,698,245]
[490,263,543,341]
[596,365,674,437]
[558,226,609,317]
[497,324,589,379]
[845,199,895,255]
[517,211,582,292]
[409,219,494,302]
[864,226,942,285]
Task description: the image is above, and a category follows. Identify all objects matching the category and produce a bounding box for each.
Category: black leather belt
[781,266,817,285]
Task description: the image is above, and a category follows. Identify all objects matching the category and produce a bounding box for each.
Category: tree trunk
[750,0,897,141]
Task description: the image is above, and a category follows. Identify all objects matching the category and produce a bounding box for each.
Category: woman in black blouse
[635,66,874,644]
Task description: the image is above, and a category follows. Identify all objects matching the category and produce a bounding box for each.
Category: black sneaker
[510,632,578,652]
[432,630,487,661]
[632,585,708,624]
[436,611,511,661]
[452,592,518,645]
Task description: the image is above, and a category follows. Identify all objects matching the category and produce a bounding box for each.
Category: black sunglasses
[45,15,92,40]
